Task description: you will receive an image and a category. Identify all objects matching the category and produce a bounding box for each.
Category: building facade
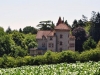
[30,17,75,56]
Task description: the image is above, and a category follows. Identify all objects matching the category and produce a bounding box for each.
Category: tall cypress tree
[89,12,100,43]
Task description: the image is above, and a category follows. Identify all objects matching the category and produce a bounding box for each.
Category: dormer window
[60,34,63,38]
[50,37,52,40]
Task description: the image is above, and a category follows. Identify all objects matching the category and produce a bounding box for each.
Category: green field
[0,61,100,75]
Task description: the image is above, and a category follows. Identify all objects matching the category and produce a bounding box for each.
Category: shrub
[23,56,34,65]
[6,56,16,67]
[33,55,45,65]
[44,50,55,64]
[58,50,79,63]
[15,57,26,67]
[0,57,4,67]
[79,49,100,62]
[83,37,96,50]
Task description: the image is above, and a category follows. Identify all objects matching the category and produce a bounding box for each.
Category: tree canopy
[72,27,87,52]
[37,20,55,30]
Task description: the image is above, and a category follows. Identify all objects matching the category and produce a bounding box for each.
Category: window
[60,34,63,38]
[69,43,75,47]
[60,41,63,45]
[48,43,54,48]
[50,37,52,40]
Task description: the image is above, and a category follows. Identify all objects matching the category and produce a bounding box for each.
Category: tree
[72,27,87,52]
[19,28,23,33]
[37,20,55,30]
[0,35,15,56]
[23,26,37,34]
[64,20,71,28]
[89,12,100,42]
[25,34,37,49]
[6,27,12,34]
[0,27,5,36]
[50,21,55,29]
[11,31,27,50]
[96,41,100,48]
[82,15,88,23]
[72,20,78,30]
[78,19,85,27]
[83,37,96,50]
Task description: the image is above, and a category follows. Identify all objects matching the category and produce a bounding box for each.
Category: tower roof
[55,17,70,31]
[56,17,63,26]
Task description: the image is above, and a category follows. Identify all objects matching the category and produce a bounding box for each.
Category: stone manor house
[30,17,75,56]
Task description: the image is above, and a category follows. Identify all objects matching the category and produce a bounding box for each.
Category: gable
[36,30,51,39]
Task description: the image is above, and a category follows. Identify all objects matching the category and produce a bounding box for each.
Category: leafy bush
[1,49,100,68]
[58,50,79,63]
[0,57,4,67]
[33,55,45,65]
[23,56,34,65]
[83,37,96,50]
[6,56,16,67]
[79,49,100,62]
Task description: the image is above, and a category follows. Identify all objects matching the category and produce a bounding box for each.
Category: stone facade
[30,17,75,56]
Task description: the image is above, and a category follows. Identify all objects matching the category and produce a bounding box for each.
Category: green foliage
[19,28,23,33]
[23,56,34,65]
[72,27,87,52]
[10,46,27,57]
[0,27,5,36]
[89,12,100,42]
[0,57,4,67]
[23,26,37,34]
[33,55,45,65]
[0,50,100,68]
[84,21,92,34]
[0,27,37,57]
[96,41,100,48]
[1,61,100,75]
[6,27,12,34]
[79,49,100,62]
[0,35,14,56]
[58,50,79,63]
[37,20,55,30]
[44,50,57,64]
[83,37,96,50]
[25,34,37,49]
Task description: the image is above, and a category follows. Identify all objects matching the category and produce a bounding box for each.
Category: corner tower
[54,17,71,52]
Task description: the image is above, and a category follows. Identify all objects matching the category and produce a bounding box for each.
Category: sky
[0,0,100,30]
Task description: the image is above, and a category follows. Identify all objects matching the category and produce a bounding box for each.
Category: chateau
[30,17,75,56]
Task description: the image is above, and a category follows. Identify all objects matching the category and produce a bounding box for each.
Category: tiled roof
[55,23,70,31]
[36,30,51,39]
[56,17,63,26]
[47,30,55,36]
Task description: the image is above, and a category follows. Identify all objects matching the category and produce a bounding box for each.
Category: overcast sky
[0,0,100,30]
